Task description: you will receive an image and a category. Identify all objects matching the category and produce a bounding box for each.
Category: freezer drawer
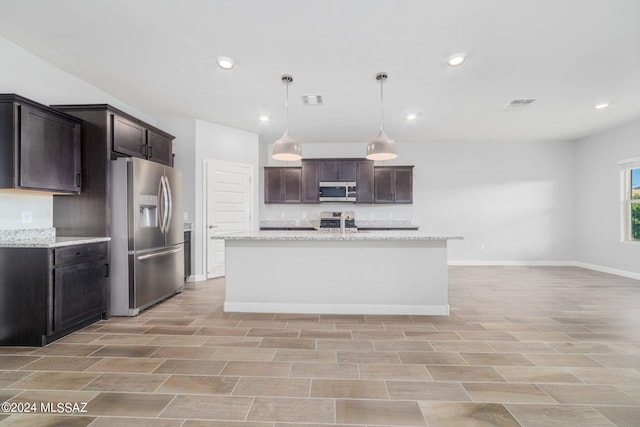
[129,244,184,312]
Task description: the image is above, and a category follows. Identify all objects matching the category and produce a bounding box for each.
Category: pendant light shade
[272,74,302,161]
[366,72,398,161]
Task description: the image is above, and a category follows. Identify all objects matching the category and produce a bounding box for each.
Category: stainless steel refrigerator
[110,157,184,316]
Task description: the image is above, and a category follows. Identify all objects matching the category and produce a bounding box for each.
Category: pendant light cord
[380,76,384,132]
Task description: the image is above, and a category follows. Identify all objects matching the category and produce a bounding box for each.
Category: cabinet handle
[148,145,153,158]
[141,144,147,157]
[75,173,81,188]
[104,263,110,278]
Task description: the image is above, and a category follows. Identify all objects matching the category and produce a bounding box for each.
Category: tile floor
[1,266,640,426]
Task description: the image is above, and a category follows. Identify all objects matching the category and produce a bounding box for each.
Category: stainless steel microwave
[319,181,357,202]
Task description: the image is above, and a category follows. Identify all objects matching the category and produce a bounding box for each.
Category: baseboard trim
[224,302,450,316]
[449,260,640,281]
[186,274,207,283]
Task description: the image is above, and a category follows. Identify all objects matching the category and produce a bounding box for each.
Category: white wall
[261,139,577,263]
[0,36,154,231]
[160,119,259,280]
[575,119,640,276]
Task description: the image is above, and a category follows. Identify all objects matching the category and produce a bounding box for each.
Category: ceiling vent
[302,94,324,106]
[504,98,536,111]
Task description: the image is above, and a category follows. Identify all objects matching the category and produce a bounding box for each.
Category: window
[620,157,640,242]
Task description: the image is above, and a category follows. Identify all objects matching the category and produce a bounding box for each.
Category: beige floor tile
[90,334,157,345]
[90,345,158,358]
[10,371,99,390]
[335,399,426,425]
[259,337,316,349]
[273,349,336,363]
[419,402,521,427]
[387,380,471,401]
[31,344,104,357]
[403,331,462,340]
[549,342,618,354]
[20,356,100,372]
[211,347,277,361]
[510,331,574,342]
[0,415,96,426]
[196,326,250,336]
[92,325,152,334]
[540,383,640,405]
[221,361,292,377]
[316,339,374,351]
[428,365,507,382]
[487,341,557,353]
[429,340,494,353]
[247,328,300,338]
[299,329,352,339]
[247,397,334,423]
[0,371,32,388]
[311,379,389,399]
[0,348,38,356]
[0,355,42,369]
[149,345,215,359]
[203,336,261,347]
[337,351,400,364]
[399,351,467,365]
[183,422,273,427]
[588,354,640,368]
[523,353,603,367]
[87,392,170,417]
[495,366,581,383]
[461,352,535,366]
[457,331,518,341]
[462,382,557,403]
[90,417,183,427]
[372,340,433,351]
[83,373,168,392]
[570,367,640,385]
[596,406,640,427]
[351,330,406,340]
[358,363,432,380]
[290,362,359,379]
[233,376,310,397]
[157,374,238,394]
[152,358,226,375]
[147,334,210,346]
[506,404,616,426]
[8,389,99,406]
[85,357,163,373]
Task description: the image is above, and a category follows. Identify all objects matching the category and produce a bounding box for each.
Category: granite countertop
[260,219,420,229]
[0,228,110,248]
[212,230,462,241]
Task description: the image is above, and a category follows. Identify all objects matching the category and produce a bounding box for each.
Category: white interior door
[205,160,252,279]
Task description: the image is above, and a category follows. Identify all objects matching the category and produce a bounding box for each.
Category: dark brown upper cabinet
[374,166,414,204]
[264,167,302,204]
[50,104,174,237]
[356,160,375,203]
[0,94,82,194]
[301,160,320,203]
[317,159,357,182]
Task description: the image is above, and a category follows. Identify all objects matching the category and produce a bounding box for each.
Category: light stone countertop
[0,236,111,248]
[212,230,462,241]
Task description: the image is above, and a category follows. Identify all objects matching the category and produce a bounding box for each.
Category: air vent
[302,95,323,106]
[504,99,536,111]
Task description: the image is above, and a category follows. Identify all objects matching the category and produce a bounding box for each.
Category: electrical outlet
[21,211,33,223]
[183,212,188,221]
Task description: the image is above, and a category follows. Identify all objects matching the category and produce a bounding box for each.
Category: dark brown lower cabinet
[0,242,109,346]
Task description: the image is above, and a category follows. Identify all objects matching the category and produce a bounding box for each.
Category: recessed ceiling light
[216,56,235,70]
[594,102,610,110]
[259,115,269,122]
[447,54,466,67]
[406,113,417,121]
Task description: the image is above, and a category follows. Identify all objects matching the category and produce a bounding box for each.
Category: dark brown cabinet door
[301,160,320,203]
[374,166,413,204]
[318,160,356,182]
[112,113,147,158]
[264,167,302,204]
[53,259,106,333]
[356,160,374,203]
[147,130,173,166]
[18,103,81,193]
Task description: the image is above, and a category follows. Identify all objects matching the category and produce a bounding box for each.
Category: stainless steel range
[317,211,357,232]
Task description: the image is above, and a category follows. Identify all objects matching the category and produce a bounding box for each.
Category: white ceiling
[1,0,639,145]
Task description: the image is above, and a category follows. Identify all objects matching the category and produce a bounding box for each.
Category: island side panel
[223,239,449,315]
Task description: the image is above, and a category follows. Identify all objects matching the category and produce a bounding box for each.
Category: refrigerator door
[129,158,165,251]
[130,244,184,311]
[163,166,184,247]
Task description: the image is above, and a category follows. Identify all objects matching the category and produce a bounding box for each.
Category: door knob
[209,225,218,229]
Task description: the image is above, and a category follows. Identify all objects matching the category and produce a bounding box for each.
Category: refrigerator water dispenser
[138,195,158,228]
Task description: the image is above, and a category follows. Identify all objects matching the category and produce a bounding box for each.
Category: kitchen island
[213,230,462,316]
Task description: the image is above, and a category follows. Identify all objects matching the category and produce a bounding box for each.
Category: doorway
[204,159,253,279]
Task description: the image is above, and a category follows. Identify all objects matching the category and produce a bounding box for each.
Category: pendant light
[272,74,302,161]
[366,72,398,160]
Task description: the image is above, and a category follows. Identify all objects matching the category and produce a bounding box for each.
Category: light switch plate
[21,211,33,223]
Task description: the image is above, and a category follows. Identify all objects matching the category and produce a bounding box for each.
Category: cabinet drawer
[54,242,108,266]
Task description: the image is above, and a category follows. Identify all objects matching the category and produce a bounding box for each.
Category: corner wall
[574,119,640,277]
